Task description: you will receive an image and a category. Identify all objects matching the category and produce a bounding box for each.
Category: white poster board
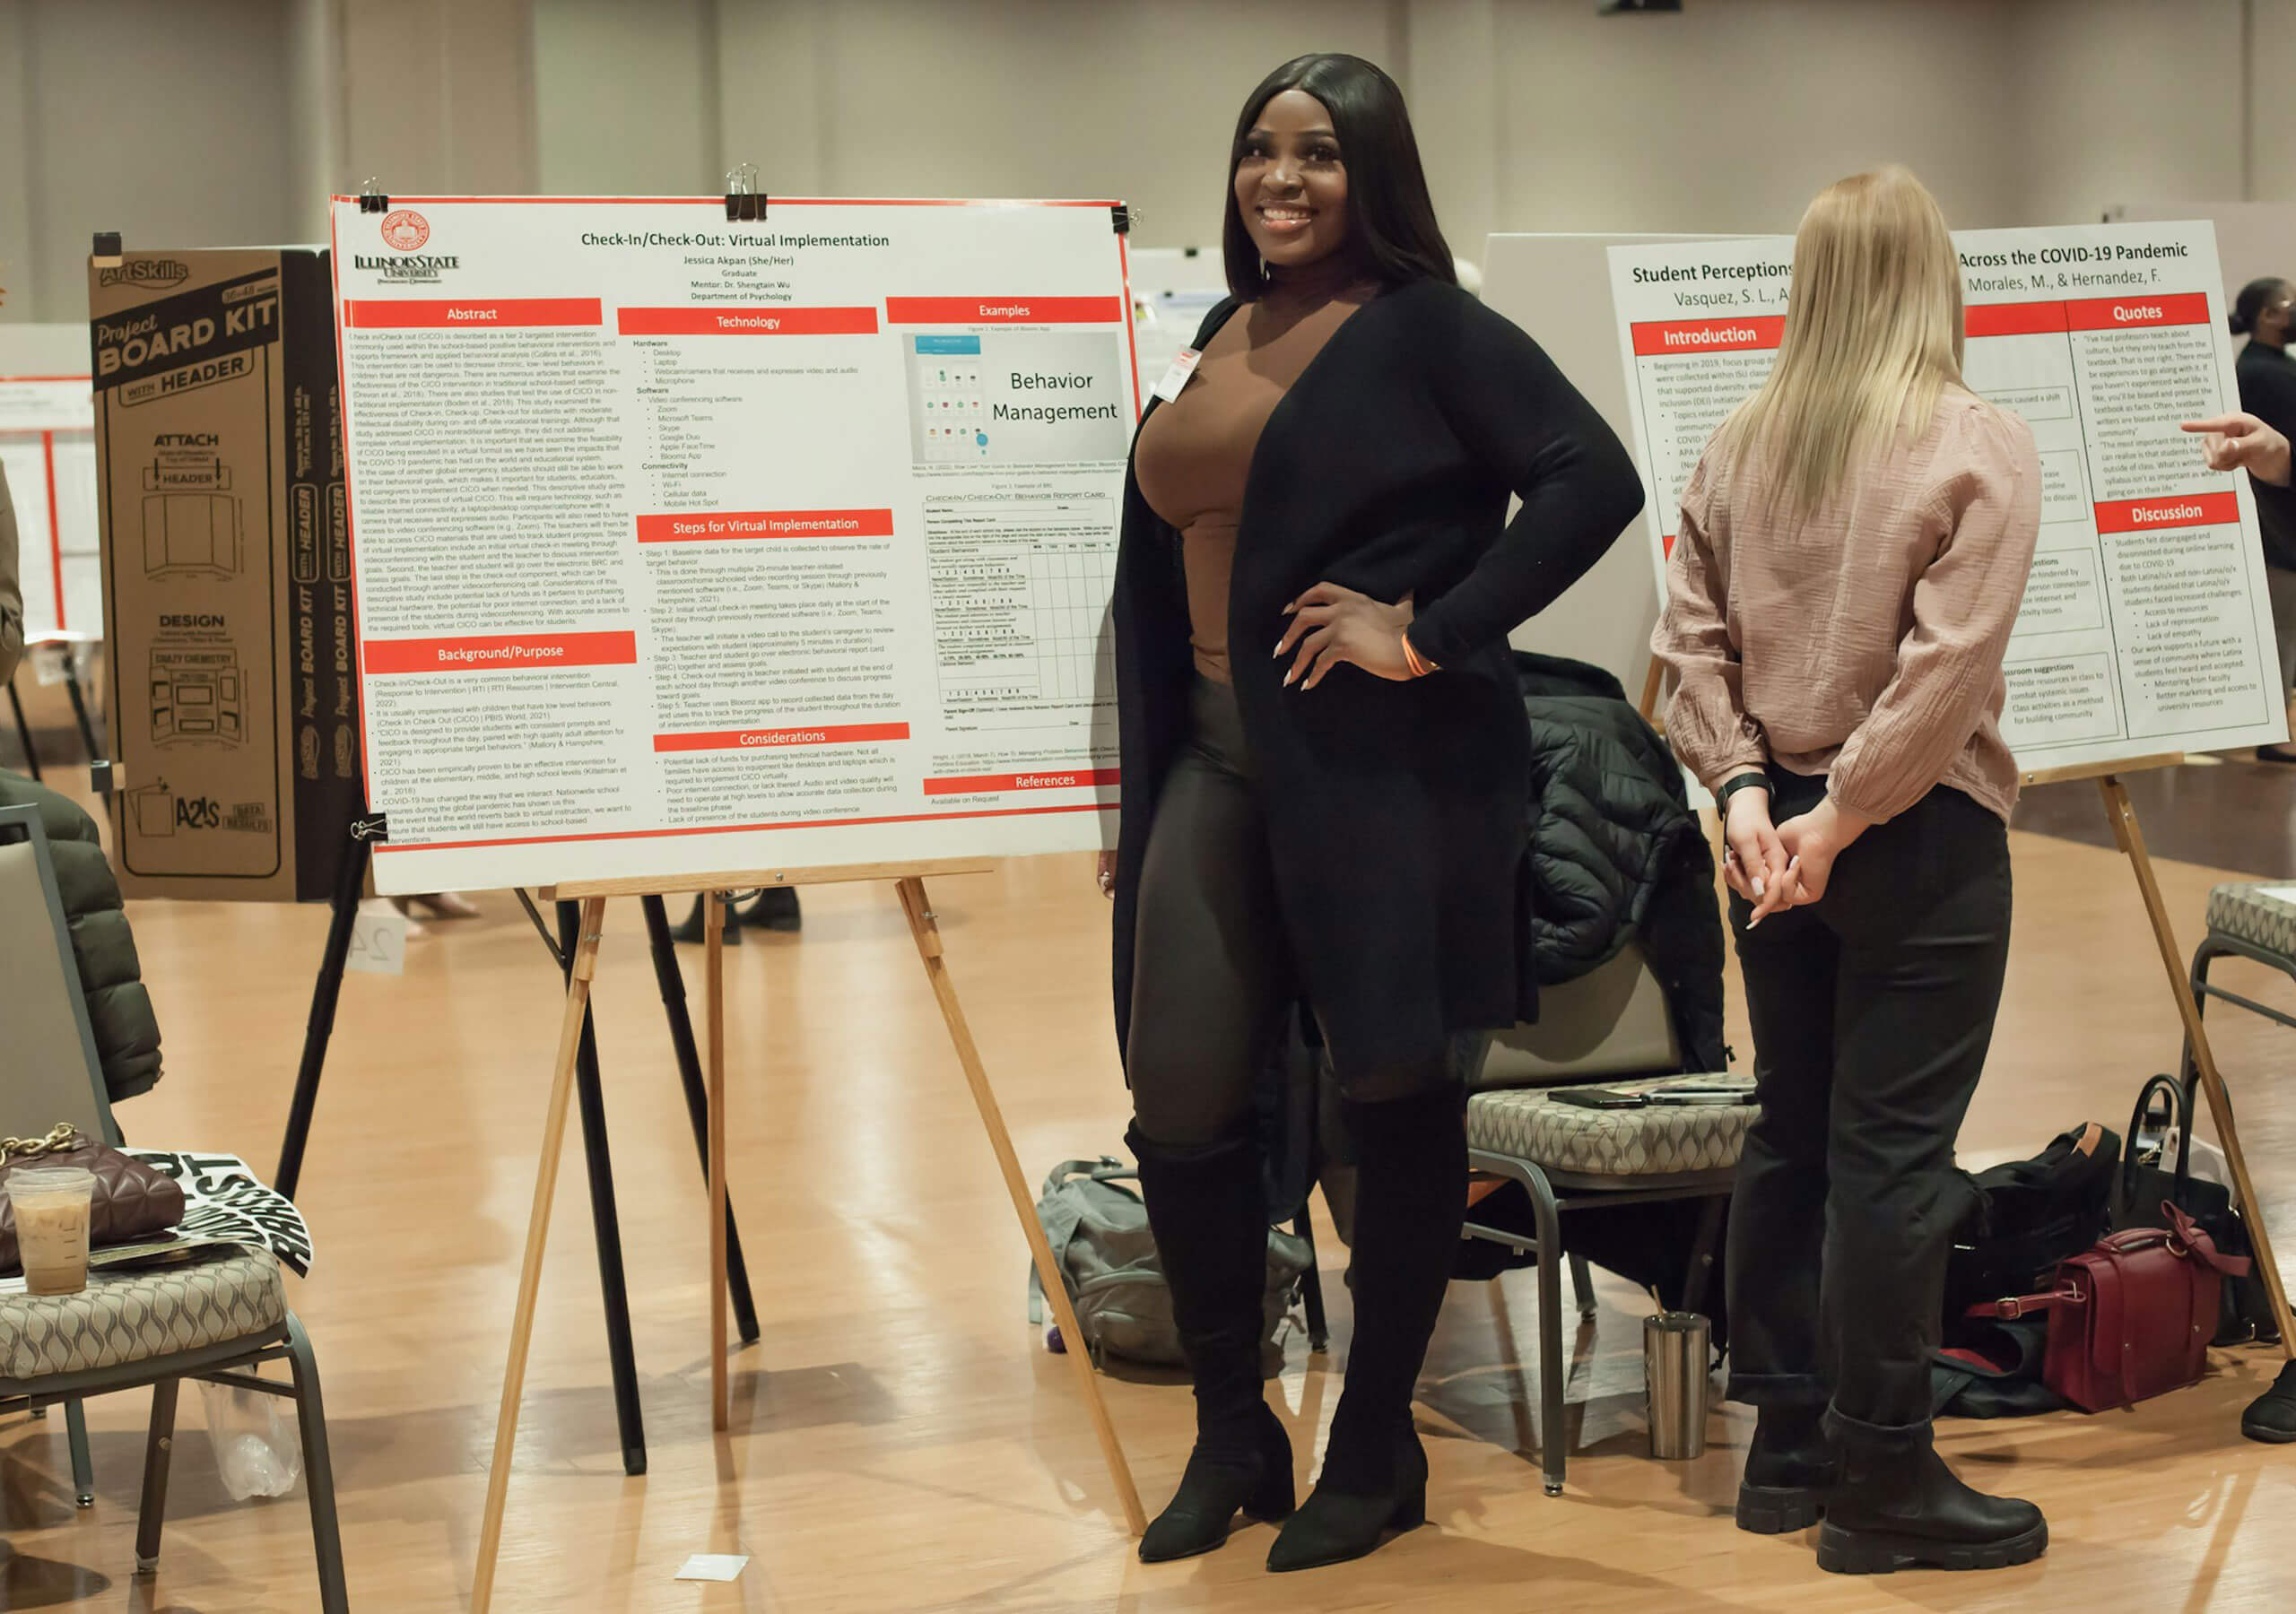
[1610,221,2288,775]
[332,196,1137,895]
[0,369,100,644]
[1125,246,1228,406]
[1482,234,1730,690]
[2106,202,2296,312]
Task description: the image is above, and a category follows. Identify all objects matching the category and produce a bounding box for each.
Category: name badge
[1152,347,1202,404]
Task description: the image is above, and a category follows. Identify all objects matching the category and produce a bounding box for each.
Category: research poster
[0,373,100,642]
[1610,221,2288,772]
[330,196,1138,894]
[89,247,361,901]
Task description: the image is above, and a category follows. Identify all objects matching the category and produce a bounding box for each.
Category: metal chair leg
[1529,1167,1567,1497]
[60,646,103,766]
[133,1379,180,1574]
[1569,1251,1598,1321]
[2183,938,2222,1111]
[284,1315,351,1614]
[5,678,40,779]
[1293,1211,1330,1352]
[65,1396,94,1506]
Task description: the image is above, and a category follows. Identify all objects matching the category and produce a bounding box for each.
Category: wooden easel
[465,859,1146,1614]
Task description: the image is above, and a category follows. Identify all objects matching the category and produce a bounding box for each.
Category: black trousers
[1725,768,2012,1436]
[1126,677,1451,1147]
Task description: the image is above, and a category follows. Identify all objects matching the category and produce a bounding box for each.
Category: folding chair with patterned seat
[2189,881,2296,1045]
[1460,943,1753,1496]
[0,803,348,1610]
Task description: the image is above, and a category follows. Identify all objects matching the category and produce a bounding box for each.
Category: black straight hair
[2231,276,2292,336]
[1222,54,1457,302]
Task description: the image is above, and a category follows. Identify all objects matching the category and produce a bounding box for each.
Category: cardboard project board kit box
[88,247,361,900]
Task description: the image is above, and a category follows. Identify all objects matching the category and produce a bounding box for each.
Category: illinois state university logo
[381,210,430,252]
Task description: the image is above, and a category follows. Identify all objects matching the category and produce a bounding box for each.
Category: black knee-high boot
[1128,1125,1294,1563]
[1268,1085,1464,1573]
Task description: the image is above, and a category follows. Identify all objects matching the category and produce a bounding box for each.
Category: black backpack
[1933,1122,2121,1419]
[1943,1121,2119,1322]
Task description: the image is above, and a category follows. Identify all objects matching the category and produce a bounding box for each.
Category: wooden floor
[4,687,2295,1611]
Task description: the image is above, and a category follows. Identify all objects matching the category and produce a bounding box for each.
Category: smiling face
[1233,89,1352,274]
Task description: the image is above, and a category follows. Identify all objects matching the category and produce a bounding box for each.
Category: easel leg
[274,828,373,1199]
[893,877,1147,1536]
[1637,654,1665,725]
[555,900,648,1478]
[5,677,39,780]
[707,890,731,1433]
[2099,777,2296,1353]
[471,895,606,1614]
[640,893,762,1345]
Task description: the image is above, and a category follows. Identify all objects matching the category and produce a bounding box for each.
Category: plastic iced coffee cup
[7,1166,97,1296]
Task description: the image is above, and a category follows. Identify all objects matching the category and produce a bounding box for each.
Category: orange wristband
[1400,630,1437,678]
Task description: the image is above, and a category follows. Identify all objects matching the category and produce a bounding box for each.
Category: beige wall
[709,0,1399,250]
[0,0,2287,322]
[535,0,715,195]
[0,0,298,326]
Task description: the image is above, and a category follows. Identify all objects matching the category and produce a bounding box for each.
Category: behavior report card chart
[330,196,1138,894]
[1609,222,2288,774]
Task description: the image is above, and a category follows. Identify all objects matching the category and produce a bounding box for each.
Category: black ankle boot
[669,895,743,946]
[741,886,803,932]
[1129,1127,1292,1564]
[1735,1401,1834,1534]
[2244,1359,2296,1444]
[1818,1419,2046,1574]
[1266,1426,1427,1573]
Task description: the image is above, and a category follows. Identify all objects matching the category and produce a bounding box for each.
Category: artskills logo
[380,210,430,252]
[98,258,191,290]
[353,210,459,283]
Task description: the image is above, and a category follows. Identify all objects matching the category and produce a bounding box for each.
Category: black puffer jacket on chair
[1516,653,1727,1074]
[0,769,163,1101]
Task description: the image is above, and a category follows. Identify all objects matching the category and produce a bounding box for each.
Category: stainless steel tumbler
[1644,1310,1711,1460]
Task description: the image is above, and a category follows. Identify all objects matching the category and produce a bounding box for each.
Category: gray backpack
[1029,1157,1312,1367]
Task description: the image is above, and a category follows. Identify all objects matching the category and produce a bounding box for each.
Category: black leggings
[1126,678,1450,1148]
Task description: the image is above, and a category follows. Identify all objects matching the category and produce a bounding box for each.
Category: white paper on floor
[674,1554,750,1583]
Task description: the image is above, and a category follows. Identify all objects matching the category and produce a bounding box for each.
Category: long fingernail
[1274,641,1285,657]
[1752,879,1766,898]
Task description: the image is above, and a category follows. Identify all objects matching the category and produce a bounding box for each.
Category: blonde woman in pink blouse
[1652,168,2046,1577]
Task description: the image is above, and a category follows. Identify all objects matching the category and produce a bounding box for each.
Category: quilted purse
[0,1124,187,1275]
[1970,1200,2249,1413]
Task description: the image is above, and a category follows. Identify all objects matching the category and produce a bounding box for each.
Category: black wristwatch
[1714,771,1770,813]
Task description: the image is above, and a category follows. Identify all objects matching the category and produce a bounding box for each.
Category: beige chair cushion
[1475,944,1682,1089]
[1468,1075,1755,1177]
[0,1249,285,1382]
[0,837,109,1139]
[2205,882,2296,959]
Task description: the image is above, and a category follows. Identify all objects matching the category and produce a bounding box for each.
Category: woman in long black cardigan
[1107,55,1644,1572]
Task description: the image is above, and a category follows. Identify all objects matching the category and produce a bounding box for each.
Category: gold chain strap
[0,1124,83,1162]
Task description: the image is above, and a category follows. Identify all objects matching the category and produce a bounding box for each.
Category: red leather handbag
[1970,1201,2250,1413]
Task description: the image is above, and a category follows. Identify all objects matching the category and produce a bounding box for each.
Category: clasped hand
[1723,789,1867,924]
[1274,582,1417,689]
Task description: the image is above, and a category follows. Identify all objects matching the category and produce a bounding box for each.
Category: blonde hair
[1716,166,1966,517]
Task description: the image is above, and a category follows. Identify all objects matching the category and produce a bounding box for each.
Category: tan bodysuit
[1133,282,1373,682]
